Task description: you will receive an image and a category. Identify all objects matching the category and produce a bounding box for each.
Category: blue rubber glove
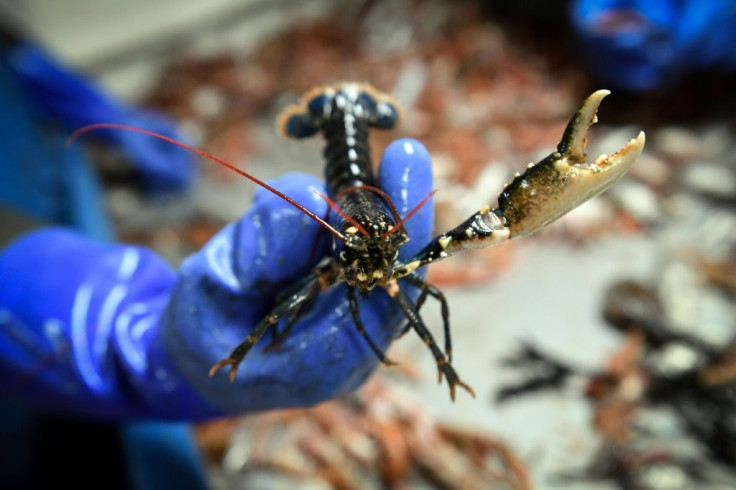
[9,43,196,194]
[572,0,736,91]
[0,138,433,420]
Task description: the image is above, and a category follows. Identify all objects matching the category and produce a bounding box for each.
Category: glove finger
[178,145,437,412]
[255,139,436,404]
[360,138,435,338]
[173,172,329,361]
[232,173,329,290]
[377,138,434,260]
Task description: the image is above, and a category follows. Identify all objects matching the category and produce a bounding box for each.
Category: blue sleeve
[0,139,433,420]
[9,43,196,194]
[572,0,736,90]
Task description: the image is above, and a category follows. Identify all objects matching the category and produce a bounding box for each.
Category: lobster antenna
[67,123,346,241]
[310,189,368,236]
[385,188,437,236]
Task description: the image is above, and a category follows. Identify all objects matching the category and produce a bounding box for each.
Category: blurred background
[2,0,736,488]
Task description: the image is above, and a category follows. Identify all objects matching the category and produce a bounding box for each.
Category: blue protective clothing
[9,43,196,194]
[0,47,113,241]
[572,0,736,91]
[0,138,434,420]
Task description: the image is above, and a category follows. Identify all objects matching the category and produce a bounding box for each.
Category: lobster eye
[346,235,367,251]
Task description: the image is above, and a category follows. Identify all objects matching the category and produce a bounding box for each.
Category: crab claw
[498,90,645,238]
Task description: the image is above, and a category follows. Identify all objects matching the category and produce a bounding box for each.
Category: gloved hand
[0,138,433,420]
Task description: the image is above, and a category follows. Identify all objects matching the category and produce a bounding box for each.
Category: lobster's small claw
[498,90,645,238]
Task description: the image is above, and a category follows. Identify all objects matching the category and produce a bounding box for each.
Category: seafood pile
[196,376,531,490]
[496,121,736,488]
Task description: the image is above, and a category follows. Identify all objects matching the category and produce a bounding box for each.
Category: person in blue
[0,140,433,418]
[0,41,434,489]
[0,140,432,488]
[572,0,736,91]
[6,1,735,485]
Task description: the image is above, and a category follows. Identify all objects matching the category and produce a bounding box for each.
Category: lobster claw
[393,90,645,277]
[498,90,645,238]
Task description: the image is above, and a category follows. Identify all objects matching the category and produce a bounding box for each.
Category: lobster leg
[495,343,577,404]
[393,90,645,277]
[346,286,397,365]
[262,273,321,351]
[392,289,475,401]
[262,302,309,352]
[403,272,453,363]
[210,260,339,382]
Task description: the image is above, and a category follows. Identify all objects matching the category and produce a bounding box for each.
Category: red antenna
[67,124,346,241]
[385,188,437,236]
[310,189,368,236]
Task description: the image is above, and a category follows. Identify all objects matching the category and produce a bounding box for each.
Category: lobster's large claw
[393,90,644,278]
[498,90,645,238]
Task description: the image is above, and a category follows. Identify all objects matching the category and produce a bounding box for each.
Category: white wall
[10,0,267,67]
[3,0,334,99]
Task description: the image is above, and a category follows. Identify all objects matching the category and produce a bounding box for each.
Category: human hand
[165,138,434,414]
[0,138,433,419]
